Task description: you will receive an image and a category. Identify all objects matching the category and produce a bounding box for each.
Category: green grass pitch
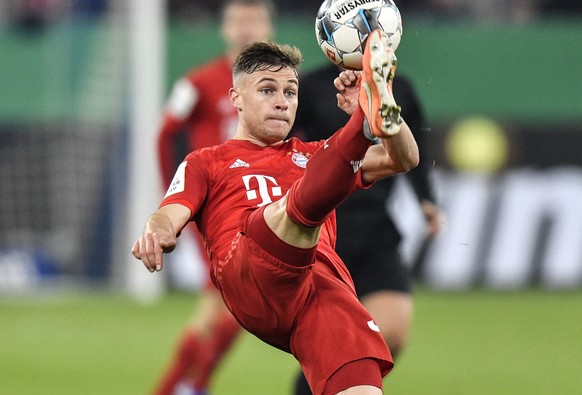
[1,288,581,394]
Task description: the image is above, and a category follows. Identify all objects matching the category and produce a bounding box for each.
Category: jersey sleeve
[159,153,209,221]
[354,169,375,191]
[157,78,201,189]
[165,78,199,120]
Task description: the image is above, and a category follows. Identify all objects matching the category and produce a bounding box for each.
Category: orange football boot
[358,29,402,137]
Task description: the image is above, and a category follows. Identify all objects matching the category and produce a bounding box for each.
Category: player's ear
[230,87,242,111]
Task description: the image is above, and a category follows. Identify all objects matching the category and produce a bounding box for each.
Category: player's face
[221,5,273,55]
[230,66,299,146]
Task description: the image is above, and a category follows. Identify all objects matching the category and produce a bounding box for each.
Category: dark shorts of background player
[336,216,412,298]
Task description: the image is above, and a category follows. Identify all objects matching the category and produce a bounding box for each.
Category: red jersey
[160,138,359,289]
[157,56,238,188]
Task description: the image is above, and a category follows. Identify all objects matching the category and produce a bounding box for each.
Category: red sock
[154,311,242,395]
[153,312,242,394]
[193,312,242,390]
[153,329,203,395]
[287,107,370,227]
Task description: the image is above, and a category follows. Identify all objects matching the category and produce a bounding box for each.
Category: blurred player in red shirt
[135,33,419,394]
[154,1,274,394]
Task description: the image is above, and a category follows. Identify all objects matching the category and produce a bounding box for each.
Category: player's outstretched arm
[132,203,191,272]
[334,69,419,181]
[361,120,419,183]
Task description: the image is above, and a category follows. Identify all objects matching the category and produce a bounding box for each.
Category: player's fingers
[339,70,358,86]
[334,76,346,92]
[149,238,175,273]
[344,70,358,84]
[131,239,142,260]
[142,234,158,272]
[153,250,163,272]
[132,237,151,271]
[150,232,165,272]
[336,93,347,109]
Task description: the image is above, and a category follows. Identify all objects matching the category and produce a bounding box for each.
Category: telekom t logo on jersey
[242,175,282,207]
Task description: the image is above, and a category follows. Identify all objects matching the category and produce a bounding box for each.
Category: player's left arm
[360,121,419,183]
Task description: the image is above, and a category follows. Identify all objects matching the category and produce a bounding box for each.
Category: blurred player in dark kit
[291,62,442,394]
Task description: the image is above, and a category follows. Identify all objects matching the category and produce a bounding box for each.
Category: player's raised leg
[267,30,407,246]
[279,104,373,234]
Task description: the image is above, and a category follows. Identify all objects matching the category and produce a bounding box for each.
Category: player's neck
[232,130,285,148]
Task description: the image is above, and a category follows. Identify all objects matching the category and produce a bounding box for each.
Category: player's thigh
[217,230,313,352]
[291,265,393,394]
[263,194,321,249]
[361,290,413,351]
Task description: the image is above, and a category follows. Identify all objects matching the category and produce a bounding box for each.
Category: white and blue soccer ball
[315,0,403,70]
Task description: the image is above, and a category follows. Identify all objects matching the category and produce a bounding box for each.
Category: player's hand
[335,70,361,115]
[421,200,443,237]
[132,231,177,272]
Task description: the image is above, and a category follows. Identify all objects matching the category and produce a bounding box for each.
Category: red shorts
[213,208,393,395]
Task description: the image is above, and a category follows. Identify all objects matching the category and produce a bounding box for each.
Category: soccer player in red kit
[153,1,275,394]
[158,0,274,181]
[134,31,419,395]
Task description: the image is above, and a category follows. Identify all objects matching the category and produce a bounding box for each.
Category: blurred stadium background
[1,0,581,394]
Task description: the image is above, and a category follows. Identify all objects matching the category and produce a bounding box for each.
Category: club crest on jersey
[291,152,309,168]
